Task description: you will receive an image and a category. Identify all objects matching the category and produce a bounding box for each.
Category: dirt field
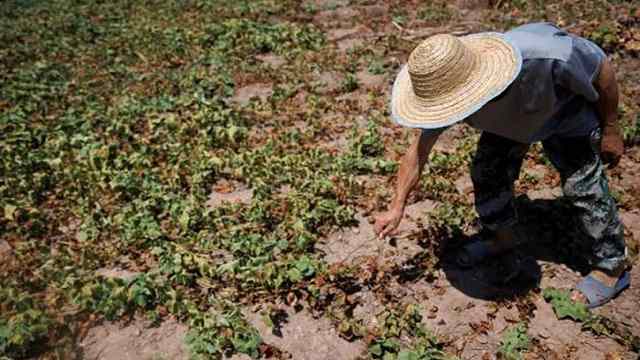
[2,0,639,359]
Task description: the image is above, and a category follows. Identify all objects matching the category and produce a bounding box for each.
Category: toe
[570,289,588,305]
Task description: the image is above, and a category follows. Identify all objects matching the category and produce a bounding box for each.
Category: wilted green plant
[368,59,386,75]
[368,304,453,359]
[0,286,54,358]
[342,72,359,92]
[498,323,530,360]
[587,24,621,51]
[542,288,590,322]
[622,114,640,146]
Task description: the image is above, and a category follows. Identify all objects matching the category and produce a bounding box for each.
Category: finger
[373,221,385,235]
[380,224,393,239]
[381,223,397,239]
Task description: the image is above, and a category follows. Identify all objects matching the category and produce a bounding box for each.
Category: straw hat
[391,32,522,129]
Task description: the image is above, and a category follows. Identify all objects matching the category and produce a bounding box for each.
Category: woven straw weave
[391,32,522,129]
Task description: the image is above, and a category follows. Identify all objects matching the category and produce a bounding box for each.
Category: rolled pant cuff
[591,248,628,273]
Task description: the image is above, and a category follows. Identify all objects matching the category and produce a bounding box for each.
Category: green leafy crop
[0,286,54,358]
[497,323,530,360]
[368,304,453,360]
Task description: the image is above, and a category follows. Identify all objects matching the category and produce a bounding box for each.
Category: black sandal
[456,227,524,268]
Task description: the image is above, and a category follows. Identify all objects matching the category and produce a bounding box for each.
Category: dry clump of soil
[319,199,437,266]
[256,53,287,68]
[355,70,387,90]
[206,179,254,209]
[313,71,343,94]
[80,317,188,360]
[95,267,140,281]
[243,305,366,360]
[232,83,273,106]
[0,239,12,263]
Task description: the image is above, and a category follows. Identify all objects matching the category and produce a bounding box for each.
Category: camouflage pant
[471,129,627,272]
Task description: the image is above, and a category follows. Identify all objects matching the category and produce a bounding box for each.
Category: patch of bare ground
[528,295,634,359]
[327,25,373,42]
[332,26,384,54]
[312,6,358,28]
[317,132,349,154]
[357,4,388,20]
[610,151,640,208]
[337,37,366,53]
[0,239,12,264]
[426,198,640,357]
[535,260,582,290]
[319,212,381,265]
[247,123,276,145]
[620,209,640,258]
[397,199,439,235]
[303,0,348,11]
[243,305,365,360]
[95,267,140,281]
[617,57,640,113]
[256,53,286,68]
[313,71,342,94]
[351,289,386,330]
[319,200,438,266]
[206,179,253,209]
[232,83,273,106]
[432,123,471,154]
[456,0,492,23]
[310,112,351,154]
[79,317,188,360]
[402,271,521,358]
[419,256,635,358]
[336,91,375,113]
[355,70,387,90]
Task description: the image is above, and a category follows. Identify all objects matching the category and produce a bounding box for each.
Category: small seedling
[342,72,359,92]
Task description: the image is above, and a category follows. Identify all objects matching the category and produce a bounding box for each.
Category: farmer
[373,23,630,308]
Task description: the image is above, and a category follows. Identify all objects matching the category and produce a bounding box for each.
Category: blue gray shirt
[424,22,606,143]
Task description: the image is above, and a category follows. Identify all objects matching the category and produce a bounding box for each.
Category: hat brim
[390,32,522,129]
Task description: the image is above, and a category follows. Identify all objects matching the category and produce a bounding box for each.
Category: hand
[373,207,404,239]
[600,125,624,168]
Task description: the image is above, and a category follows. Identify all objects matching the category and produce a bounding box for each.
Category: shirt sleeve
[554,36,607,102]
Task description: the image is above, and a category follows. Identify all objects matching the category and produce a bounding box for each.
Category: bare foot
[571,268,625,305]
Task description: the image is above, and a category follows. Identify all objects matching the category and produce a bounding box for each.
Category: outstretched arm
[595,58,623,168]
[374,129,440,238]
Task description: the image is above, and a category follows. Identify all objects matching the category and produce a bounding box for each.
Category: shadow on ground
[438,194,618,301]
